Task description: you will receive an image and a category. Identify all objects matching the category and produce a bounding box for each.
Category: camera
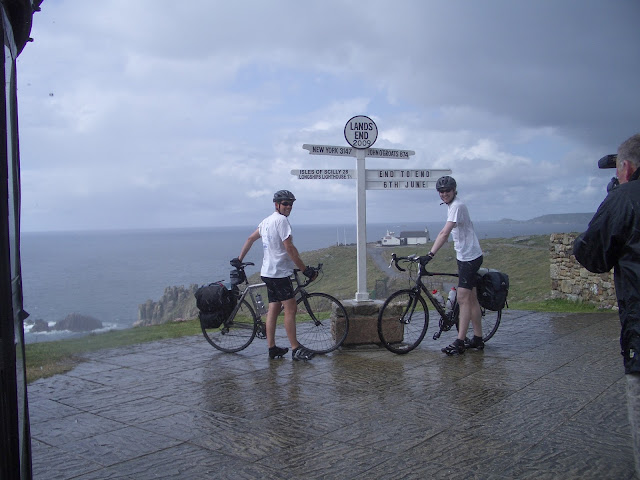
[598,154,619,192]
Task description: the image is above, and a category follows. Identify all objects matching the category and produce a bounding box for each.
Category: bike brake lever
[389,253,406,272]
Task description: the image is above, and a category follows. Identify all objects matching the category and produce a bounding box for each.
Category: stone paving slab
[27,310,638,479]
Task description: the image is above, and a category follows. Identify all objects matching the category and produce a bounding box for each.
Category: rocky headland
[136,284,200,327]
[28,313,103,332]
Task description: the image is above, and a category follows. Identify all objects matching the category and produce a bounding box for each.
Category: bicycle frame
[226,264,323,329]
[235,282,266,318]
[389,253,460,339]
[414,271,461,338]
[291,269,324,327]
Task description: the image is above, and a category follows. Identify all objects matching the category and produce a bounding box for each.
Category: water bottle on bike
[432,290,444,308]
[445,287,456,313]
[255,293,267,315]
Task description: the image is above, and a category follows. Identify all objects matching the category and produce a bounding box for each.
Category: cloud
[15,0,640,231]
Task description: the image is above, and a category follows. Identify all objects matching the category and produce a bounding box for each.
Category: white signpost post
[297,115,451,302]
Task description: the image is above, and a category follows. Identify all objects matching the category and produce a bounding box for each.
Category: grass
[25,234,604,383]
[26,320,202,384]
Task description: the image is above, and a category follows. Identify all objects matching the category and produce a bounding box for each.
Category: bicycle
[377,253,502,354]
[201,262,349,354]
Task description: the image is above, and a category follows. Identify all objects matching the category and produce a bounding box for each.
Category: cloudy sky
[16,0,640,232]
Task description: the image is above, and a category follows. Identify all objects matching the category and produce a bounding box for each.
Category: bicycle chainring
[439,316,453,332]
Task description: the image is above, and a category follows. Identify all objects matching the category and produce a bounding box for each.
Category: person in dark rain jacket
[573,133,640,475]
[574,134,640,375]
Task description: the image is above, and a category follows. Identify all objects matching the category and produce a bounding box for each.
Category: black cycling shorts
[261,276,295,303]
[457,255,483,290]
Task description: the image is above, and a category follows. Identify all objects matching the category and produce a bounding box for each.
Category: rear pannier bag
[194,282,237,328]
[476,269,509,311]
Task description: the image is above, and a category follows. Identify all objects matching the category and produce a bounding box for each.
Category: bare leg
[456,286,482,340]
[281,297,300,350]
[265,301,281,348]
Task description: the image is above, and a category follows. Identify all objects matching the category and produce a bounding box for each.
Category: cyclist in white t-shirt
[419,176,485,355]
[231,190,317,361]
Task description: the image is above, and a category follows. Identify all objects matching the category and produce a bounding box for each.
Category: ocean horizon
[20,220,589,343]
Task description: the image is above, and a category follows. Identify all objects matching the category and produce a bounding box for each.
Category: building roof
[399,231,429,238]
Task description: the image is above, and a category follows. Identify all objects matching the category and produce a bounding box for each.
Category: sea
[20,221,589,343]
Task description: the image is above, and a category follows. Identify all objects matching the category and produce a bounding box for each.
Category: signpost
[345,115,379,301]
[365,169,453,190]
[344,115,378,149]
[297,115,451,302]
[290,169,356,180]
[364,148,415,159]
[301,145,356,157]
[302,144,415,159]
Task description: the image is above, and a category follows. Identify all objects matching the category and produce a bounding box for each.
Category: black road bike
[377,254,502,354]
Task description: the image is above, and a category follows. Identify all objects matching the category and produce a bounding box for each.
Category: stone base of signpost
[335,299,403,346]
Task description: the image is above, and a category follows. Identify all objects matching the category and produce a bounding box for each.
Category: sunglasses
[279,202,294,207]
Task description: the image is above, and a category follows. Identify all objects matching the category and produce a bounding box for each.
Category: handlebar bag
[230,268,247,286]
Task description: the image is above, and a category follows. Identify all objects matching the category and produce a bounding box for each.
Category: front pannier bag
[476,269,509,311]
[194,282,237,328]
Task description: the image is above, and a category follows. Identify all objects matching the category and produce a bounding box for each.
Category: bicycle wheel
[455,306,502,343]
[201,299,257,353]
[377,290,429,354]
[478,307,501,342]
[295,293,349,354]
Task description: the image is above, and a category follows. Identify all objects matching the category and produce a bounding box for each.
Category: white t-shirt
[447,197,483,261]
[258,212,295,278]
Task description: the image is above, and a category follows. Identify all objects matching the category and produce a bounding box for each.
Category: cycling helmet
[436,176,457,192]
[273,190,296,203]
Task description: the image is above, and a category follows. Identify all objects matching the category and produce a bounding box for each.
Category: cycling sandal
[442,338,466,355]
[292,346,315,361]
[268,346,289,359]
[465,336,485,350]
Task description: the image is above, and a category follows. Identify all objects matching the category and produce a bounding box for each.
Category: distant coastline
[498,213,594,225]
[22,219,593,343]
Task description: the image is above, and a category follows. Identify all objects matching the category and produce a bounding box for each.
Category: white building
[400,228,430,245]
[379,227,430,246]
[380,230,401,246]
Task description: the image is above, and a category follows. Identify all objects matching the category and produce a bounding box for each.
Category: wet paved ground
[28,310,638,479]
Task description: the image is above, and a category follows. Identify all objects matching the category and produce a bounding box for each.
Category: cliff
[136,284,200,327]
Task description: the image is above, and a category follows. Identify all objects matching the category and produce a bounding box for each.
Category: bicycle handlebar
[388,253,458,278]
[234,262,322,287]
[388,253,417,272]
[294,263,323,287]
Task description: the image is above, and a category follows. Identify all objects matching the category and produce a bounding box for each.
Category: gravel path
[367,245,403,279]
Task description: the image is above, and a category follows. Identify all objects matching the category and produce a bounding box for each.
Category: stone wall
[549,233,617,310]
